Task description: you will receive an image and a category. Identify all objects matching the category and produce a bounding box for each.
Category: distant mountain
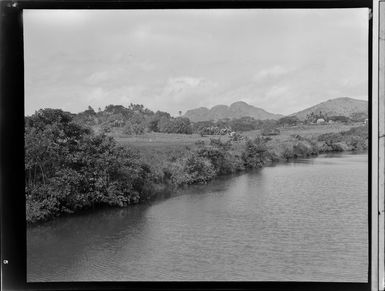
[291,97,368,120]
[184,101,283,122]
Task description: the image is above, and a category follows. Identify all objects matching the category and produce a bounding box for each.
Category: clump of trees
[305,111,328,124]
[277,116,301,127]
[304,111,359,124]
[242,137,268,168]
[191,117,280,135]
[328,116,350,123]
[25,109,152,223]
[74,104,193,135]
[158,117,192,134]
[229,116,262,132]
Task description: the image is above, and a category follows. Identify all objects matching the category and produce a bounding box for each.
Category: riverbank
[26,121,368,225]
[123,123,368,187]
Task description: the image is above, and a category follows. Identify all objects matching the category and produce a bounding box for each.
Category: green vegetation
[317,125,368,152]
[277,116,301,127]
[25,106,369,224]
[76,103,284,137]
[75,104,192,135]
[25,109,152,223]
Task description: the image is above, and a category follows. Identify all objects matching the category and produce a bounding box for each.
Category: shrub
[242,140,264,168]
[196,140,237,175]
[280,144,295,160]
[183,153,216,184]
[262,127,280,136]
[164,153,215,186]
[195,140,205,147]
[317,132,343,144]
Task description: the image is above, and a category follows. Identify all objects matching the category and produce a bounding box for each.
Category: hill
[291,97,368,121]
[184,101,283,122]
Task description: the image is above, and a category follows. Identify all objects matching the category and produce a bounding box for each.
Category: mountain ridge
[184,97,368,122]
[184,101,283,122]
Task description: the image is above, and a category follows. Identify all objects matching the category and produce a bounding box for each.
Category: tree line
[74,104,282,135]
[75,104,193,135]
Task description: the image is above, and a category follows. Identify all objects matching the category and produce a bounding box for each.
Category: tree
[172,117,192,134]
[230,116,259,132]
[277,116,300,127]
[158,116,173,133]
[148,111,172,132]
[87,106,95,114]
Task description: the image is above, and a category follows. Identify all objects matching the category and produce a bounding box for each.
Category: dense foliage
[304,111,367,124]
[73,103,285,137]
[74,104,193,135]
[317,125,368,152]
[277,116,301,127]
[25,109,151,223]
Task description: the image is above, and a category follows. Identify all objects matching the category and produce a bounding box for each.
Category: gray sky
[24,9,368,116]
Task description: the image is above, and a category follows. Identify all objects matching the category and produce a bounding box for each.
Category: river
[27,153,368,282]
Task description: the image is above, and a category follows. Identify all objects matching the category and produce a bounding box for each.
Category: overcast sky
[24,8,368,116]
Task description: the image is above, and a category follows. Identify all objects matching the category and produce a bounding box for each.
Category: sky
[24,8,368,116]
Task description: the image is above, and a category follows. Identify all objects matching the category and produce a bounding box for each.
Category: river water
[27,153,368,282]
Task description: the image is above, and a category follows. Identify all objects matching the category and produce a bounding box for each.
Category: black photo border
[0,0,374,290]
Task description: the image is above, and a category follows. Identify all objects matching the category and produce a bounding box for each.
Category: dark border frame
[0,1,373,290]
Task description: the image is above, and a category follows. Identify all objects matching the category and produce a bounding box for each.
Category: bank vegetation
[25,108,368,224]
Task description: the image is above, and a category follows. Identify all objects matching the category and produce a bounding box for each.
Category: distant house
[328,120,334,124]
[364,118,369,124]
[316,118,325,124]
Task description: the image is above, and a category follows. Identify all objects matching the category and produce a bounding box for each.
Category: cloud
[265,85,290,98]
[85,71,114,85]
[161,77,217,98]
[253,66,294,82]
[86,87,108,103]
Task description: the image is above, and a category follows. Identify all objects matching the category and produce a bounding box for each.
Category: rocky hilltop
[184,101,283,122]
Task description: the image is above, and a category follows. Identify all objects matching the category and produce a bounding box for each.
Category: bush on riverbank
[242,137,267,168]
[317,124,368,153]
[165,152,216,186]
[25,109,152,223]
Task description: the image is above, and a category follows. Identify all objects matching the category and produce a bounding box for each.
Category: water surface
[27,153,368,282]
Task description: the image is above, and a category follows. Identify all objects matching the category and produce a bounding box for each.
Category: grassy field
[114,122,363,151]
[112,122,367,174]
